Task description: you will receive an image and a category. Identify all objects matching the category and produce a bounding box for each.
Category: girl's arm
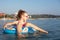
[16,22,25,37]
[27,23,48,34]
[3,21,18,29]
[16,22,22,35]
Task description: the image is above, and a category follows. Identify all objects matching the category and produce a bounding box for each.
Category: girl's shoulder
[26,22,31,25]
[12,21,18,24]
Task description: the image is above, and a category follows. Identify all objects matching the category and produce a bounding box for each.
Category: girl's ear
[21,15,24,18]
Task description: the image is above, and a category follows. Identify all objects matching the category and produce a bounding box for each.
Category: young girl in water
[3,9,48,37]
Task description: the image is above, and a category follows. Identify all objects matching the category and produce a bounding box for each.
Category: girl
[3,9,48,37]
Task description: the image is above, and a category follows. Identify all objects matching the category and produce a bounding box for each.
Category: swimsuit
[13,21,26,28]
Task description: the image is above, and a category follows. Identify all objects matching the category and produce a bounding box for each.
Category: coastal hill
[30,14,60,18]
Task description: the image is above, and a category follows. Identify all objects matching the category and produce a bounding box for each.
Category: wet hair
[16,9,27,20]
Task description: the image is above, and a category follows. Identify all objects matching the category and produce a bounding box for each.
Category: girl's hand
[44,31,48,34]
[41,31,48,34]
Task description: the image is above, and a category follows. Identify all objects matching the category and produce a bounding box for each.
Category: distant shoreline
[0,18,60,20]
[0,18,15,20]
[0,18,35,20]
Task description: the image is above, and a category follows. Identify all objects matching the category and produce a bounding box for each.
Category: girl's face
[21,13,29,20]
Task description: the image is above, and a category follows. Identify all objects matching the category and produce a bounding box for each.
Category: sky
[0,0,60,15]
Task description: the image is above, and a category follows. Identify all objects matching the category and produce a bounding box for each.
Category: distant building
[0,12,6,17]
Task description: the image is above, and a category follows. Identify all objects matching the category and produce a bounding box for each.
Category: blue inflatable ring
[3,26,37,34]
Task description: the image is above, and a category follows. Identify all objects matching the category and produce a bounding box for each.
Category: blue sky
[0,0,60,15]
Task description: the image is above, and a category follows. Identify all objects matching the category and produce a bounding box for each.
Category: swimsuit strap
[18,21,26,27]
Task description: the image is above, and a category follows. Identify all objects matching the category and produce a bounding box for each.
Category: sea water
[0,18,60,40]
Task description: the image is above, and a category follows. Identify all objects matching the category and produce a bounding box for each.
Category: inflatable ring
[3,26,37,34]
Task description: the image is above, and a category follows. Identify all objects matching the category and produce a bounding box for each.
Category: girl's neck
[19,18,26,23]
